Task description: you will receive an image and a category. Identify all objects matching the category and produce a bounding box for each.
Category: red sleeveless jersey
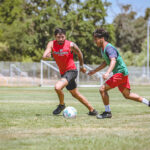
[52,40,76,75]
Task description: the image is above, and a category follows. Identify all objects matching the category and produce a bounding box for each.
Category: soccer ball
[63,106,77,119]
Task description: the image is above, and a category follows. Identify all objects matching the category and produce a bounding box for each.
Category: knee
[123,93,129,99]
[99,86,105,93]
[55,84,62,92]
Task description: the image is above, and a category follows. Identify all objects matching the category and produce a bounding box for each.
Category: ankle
[105,105,111,112]
[142,98,149,106]
[89,108,94,112]
[60,103,65,106]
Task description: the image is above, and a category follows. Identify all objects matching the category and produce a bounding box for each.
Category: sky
[105,0,150,23]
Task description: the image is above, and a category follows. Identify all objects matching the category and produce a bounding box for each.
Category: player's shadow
[35,113,91,117]
[35,113,63,117]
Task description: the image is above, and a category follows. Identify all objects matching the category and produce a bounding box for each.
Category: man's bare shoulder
[47,41,53,48]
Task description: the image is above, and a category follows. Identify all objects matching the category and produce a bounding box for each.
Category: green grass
[0,86,150,150]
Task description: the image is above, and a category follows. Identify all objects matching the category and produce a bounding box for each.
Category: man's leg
[55,78,68,105]
[69,88,98,115]
[53,78,68,115]
[97,83,113,119]
[122,88,150,106]
[99,83,112,105]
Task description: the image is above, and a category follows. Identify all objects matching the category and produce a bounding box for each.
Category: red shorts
[106,73,130,93]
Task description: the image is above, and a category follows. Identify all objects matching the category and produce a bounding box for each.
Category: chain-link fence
[0,61,150,87]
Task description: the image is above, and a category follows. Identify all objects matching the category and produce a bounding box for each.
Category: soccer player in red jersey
[43,28,98,116]
[88,28,150,119]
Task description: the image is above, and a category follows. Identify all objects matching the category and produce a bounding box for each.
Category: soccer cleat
[53,104,66,115]
[149,101,150,107]
[96,111,112,119]
[88,109,98,116]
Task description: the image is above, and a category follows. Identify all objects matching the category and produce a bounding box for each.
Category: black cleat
[149,101,150,107]
[88,109,98,116]
[96,111,112,119]
[53,104,66,115]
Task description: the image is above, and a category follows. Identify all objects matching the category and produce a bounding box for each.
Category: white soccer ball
[63,106,77,119]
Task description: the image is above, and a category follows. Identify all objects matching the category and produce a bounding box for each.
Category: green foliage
[114,5,147,54]
[0,0,112,63]
[144,8,150,20]
[114,5,149,66]
[81,0,107,25]
[119,39,149,66]
[0,0,148,65]
[0,42,10,60]
[0,0,61,62]
[62,0,113,64]
[0,0,24,24]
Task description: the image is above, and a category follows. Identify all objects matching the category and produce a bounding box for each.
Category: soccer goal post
[40,60,103,87]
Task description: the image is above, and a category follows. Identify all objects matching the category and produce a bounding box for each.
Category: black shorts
[61,70,78,90]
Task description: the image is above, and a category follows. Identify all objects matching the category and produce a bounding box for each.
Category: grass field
[0,86,150,150]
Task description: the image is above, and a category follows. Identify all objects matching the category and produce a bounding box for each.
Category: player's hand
[42,52,51,60]
[45,52,51,58]
[80,67,87,73]
[103,72,109,80]
[88,70,96,76]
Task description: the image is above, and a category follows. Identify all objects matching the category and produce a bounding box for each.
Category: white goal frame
[40,60,103,87]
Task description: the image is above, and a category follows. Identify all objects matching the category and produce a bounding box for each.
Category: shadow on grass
[35,113,90,117]
[35,113,63,116]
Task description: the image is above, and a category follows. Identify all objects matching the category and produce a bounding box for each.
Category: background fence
[0,61,150,87]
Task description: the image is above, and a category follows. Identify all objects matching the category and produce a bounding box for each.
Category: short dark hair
[93,28,109,41]
[54,28,66,36]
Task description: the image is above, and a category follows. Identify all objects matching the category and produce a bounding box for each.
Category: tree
[0,0,24,24]
[114,5,146,53]
[144,8,150,20]
[0,0,115,64]
[0,0,62,61]
[61,0,114,64]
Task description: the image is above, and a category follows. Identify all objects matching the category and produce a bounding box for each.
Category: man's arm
[88,61,107,76]
[42,41,53,59]
[103,58,116,80]
[70,42,86,73]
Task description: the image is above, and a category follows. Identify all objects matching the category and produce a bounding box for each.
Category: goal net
[40,60,104,87]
